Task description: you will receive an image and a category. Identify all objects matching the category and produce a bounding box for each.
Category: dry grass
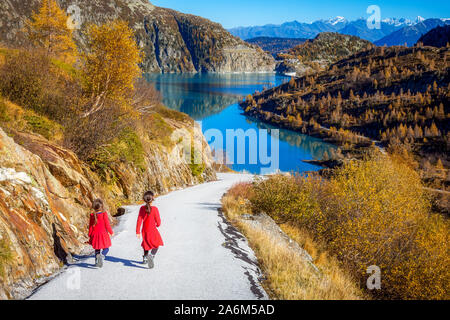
[280,223,364,299]
[225,155,450,300]
[222,191,364,300]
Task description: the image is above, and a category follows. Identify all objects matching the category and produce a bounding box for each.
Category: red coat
[88,212,113,250]
[136,205,164,251]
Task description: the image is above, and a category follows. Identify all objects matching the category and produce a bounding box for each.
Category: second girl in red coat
[136,191,164,269]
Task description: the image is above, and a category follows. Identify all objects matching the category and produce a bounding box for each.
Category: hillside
[0,40,217,298]
[276,32,372,76]
[246,37,307,57]
[0,0,275,73]
[418,25,450,48]
[241,45,450,196]
[375,19,450,47]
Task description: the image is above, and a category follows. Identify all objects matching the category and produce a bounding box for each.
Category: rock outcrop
[0,0,275,73]
[241,213,317,270]
[0,128,97,299]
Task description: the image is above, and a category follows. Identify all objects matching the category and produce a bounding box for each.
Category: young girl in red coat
[89,199,114,268]
[136,191,164,269]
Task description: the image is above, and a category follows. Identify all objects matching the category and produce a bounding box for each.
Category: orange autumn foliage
[80,20,144,116]
[25,0,77,63]
[244,155,449,299]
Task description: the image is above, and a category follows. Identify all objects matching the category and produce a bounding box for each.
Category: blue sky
[152,0,450,28]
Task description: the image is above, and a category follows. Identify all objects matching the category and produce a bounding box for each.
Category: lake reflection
[145,73,278,120]
[145,73,336,174]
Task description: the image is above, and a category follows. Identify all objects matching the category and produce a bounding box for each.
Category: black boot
[147,255,154,269]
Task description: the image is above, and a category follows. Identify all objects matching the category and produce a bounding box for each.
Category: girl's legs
[143,250,149,264]
[102,248,109,257]
[143,248,158,267]
[144,248,158,256]
[147,248,157,269]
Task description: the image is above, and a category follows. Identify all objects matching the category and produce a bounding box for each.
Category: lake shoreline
[239,103,378,168]
[147,73,337,174]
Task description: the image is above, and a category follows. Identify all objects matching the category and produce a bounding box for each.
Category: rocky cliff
[0,108,216,299]
[0,0,275,73]
[0,128,97,299]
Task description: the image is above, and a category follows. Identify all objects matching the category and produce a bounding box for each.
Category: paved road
[30,173,267,300]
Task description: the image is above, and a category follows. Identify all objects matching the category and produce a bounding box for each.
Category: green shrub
[24,114,60,140]
[0,238,13,277]
[51,58,80,80]
[189,146,205,179]
[112,128,145,168]
[0,98,62,140]
[146,113,175,147]
[190,163,205,178]
[0,98,9,122]
[89,127,146,181]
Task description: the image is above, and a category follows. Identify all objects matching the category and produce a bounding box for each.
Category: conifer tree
[436,159,444,170]
[26,0,77,63]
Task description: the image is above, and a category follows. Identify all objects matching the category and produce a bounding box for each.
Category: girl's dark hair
[143,191,154,215]
[92,199,104,225]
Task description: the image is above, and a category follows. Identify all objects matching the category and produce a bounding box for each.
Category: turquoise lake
[145,73,336,174]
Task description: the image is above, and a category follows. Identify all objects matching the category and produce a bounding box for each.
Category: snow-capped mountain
[326,16,348,26]
[416,16,426,23]
[375,18,450,46]
[382,16,426,26]
[229,16,448,44]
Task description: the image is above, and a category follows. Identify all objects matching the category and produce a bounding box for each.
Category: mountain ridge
[240,45,449,195]
[375,19,450,46]
[0,0,275,73]
[418,25,450,47]
[229,17,450,43]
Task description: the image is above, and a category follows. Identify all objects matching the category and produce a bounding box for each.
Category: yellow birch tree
[80,20,143,117]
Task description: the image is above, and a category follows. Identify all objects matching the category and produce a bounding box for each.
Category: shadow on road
[196,202,221,211]
[105,256,148,269]
[69,255,148,270]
